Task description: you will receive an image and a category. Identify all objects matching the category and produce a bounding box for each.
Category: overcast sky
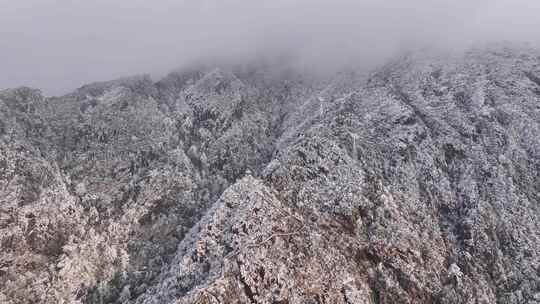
[1,0,540,95]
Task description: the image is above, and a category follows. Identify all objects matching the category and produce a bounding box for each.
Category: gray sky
[1,0,539,96]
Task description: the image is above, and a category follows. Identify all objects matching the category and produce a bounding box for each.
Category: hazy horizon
[1,0,540,96]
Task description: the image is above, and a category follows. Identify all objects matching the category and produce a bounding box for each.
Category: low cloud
[1,0,539,95]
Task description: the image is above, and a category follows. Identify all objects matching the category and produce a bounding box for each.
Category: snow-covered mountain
[1,43,540,303]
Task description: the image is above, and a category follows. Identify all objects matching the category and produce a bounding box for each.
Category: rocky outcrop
[1,43,539,303]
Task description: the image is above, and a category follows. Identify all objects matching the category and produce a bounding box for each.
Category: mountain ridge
[1,43,540,303]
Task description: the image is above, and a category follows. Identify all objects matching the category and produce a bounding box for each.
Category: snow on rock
[1,43,540,304]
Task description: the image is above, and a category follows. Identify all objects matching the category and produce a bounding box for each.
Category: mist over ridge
[2,2,540,303]
[1,0,540,95]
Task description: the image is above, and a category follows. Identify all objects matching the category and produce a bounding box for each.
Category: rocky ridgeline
[1,44,539,303]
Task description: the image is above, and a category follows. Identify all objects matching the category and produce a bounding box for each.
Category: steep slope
[261,45,540,303]
[1,44,539,304]
[1,64,321,303]
[135,44,540,304]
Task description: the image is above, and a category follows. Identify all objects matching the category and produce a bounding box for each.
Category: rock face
[1,44,540,304]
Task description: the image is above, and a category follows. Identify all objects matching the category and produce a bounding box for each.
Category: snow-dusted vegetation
[1,43,540,303]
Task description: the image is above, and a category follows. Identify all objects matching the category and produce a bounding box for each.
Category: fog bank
[1,0,539,95]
